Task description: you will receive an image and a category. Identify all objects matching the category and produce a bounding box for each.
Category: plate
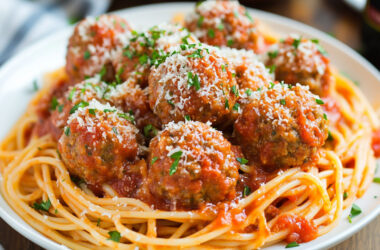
[0,2,379,250]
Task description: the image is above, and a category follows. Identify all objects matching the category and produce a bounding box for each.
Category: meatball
[266,36,332,95]
[66,14,130,83]
[149,44,238,125]
[185,0,265,52]
[234,83,328,169]
[221,48,273,120]
[148,121,239,210]
[112,23,198,87]
[58,100,141,192]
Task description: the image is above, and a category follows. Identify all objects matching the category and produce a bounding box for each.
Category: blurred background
[0,0,380,69]
[0,0,380,249]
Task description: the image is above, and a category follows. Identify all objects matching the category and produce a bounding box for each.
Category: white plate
[0,2,379,250]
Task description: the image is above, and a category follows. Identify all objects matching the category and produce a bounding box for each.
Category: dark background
[1,1,379,249]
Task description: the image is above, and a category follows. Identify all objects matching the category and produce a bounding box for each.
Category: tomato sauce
[372,128,380,157]
[273,214,318,243]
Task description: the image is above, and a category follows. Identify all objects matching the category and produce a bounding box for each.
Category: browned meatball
[58,100,142,194]
[112,23,198,87]
[149,44,238,125]
[234,83,328,169]
[266,36,333,95]
[66,14,130,83]
[220,48,273,120]
[148,121,239,210]
[185,0,265,52]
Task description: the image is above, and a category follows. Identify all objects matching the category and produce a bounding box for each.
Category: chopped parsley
[89,108,96,115]
[311,39,328,56]
[373,177,380,183]
[323,113,328,120]
[327,131,334,141]
[167,99,175,107]
[207,29,215,38]
[188,49,203,59]
[184,115,191,121]
[33,199,51,212]
[285,242,299,248]
[225,98,229,109]
[243,186,251,197]
[233,103,240,111]
[32,80,39,91]
[316,99,325,105]
[139,54,149,64]
[99,66,107,80]
[108,231,121,242]
[227,39,234,46]
[217,23,224,31]
[118,112,134,122]
[68,87,76,101]
[96,218,101,226]
[69,101,89,114]
[64,127,71,136]
[292,38,301,49]
[245,10,254,22]
[151,157,158,165]
[267,50,278,59]
[83,51,91,60]
[50,97,59,111]
[280,99,286,105]
[187,72,201,91]
[343,192,348,199]
[104,109,116,113]
[245,89,252,96]
[237,157,248,165]
[58,104,64,113]
[143,124,157,137]
[197,16,204,27]
[269,82,275,89]
[268,65,276,74]
[348,204,362,223]
[112,127,118,135]
[231,85,239,96]
[169,151,183,175]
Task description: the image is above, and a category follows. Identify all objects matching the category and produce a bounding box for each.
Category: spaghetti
[0,1,379,249]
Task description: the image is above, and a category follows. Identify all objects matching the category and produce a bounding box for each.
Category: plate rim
[0,2,379,250]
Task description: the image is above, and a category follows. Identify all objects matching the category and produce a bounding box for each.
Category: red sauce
[322,96,342,125]
[273,214,318,243]
[372,128,380,157]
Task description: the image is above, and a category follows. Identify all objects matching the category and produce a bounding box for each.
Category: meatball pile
[41,0,332,211]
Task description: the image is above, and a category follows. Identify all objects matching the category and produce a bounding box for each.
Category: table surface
[1,0,379,249]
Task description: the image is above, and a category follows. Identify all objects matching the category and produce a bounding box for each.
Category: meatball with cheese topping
[48,76,110,140]
[66,14,130,83]
[185,0,265,52]
[234,83,328,169]
[112,23,198,87]
[58,100,143,195]
[221,47,273,119]
[149,44,238,125]
[148,121,239,210]
[266,36,333,95]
